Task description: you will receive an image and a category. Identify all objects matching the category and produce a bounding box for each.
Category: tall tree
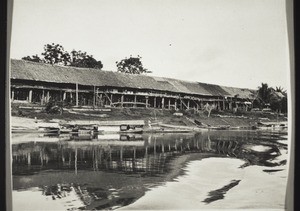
[70,50,103,69]
[257,83,272,105]
[21,43,103,69]
[42,43,70,65]
[256,83,288,113]
[116,55,151,74]
[275,86,287,95]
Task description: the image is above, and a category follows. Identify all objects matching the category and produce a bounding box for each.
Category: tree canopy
[116,55,151,74]
[42,43,70,65]
[22,43,103,69]
[70,50,103,69]
[255,83,287,113]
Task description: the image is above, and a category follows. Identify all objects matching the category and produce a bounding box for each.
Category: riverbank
[11,103,287,130]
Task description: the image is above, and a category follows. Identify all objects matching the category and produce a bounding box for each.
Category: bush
[45,100,63,114]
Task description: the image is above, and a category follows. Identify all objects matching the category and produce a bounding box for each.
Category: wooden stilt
[133,147,136,159]
[27,153,31,166]
[11,90,14,101]
[75,148,78,175]
[180,99,183,110]
[93,86,96,108]
[168,98,171,109]
[120,147,123,161]
[162,97,165,109]
[121,94,124,107]
[154,97,157,108]
[28,90,32,103]
[76,83,79,107]
[46,91,50,103]
[154,138,157,155]
[99,93,103,106]
[145,96,149,108]
[134,95,137,108]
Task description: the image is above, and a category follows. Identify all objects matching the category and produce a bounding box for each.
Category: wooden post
[11,90,14,101]
[96,88,99,107]
[134,95,137,108]
[162,97,165,109]
[154,138,157,155]
[175,99,177,110]
[121,94,124,107]
[69,92,73,105]
[154,97,157,108]
[76,83,79,107]
[110,94,113,106]
[41,90,44,105]
[28,90,32,103]
[187,100,190,109]
[218,99,221,111]
[196,102,199,110]
[145,96,149,108]
[46,91,50,103]
[168,98,171,110]
[180,99,183,110]
[109,146,112,161]
[93,86,96,108]
[75,148,77,175]
[223,98,226,110]
[133,147,136,159]
[99,93,103,106]
[40,151,43,166]
[27,153,31,166]
[120,147,123,161]
[63,92,66,101]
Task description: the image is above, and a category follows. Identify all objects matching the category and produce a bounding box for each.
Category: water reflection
[12,130,287,210]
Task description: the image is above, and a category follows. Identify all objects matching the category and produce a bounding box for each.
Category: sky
[10,0,290,90]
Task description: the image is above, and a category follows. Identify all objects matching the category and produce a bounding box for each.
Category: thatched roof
[10,59,256,99]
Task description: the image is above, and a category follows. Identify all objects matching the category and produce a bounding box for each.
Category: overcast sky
[10,0,290,90]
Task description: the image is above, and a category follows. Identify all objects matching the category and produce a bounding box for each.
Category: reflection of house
[12,135,215,175]
[10,59,256,110]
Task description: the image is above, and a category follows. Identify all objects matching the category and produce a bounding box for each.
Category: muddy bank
[11,105,287,129]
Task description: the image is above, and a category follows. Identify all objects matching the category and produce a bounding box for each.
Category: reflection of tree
[214,139,283,167]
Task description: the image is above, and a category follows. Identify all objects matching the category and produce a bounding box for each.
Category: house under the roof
[10,59,256,111]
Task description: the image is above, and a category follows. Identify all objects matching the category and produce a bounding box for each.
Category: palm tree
[275,86,287,96]
[257,83,272,105]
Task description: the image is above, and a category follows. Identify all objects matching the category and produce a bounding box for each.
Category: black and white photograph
[9,0,292,210]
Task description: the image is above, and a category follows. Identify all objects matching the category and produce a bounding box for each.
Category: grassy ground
[11,102,287,127]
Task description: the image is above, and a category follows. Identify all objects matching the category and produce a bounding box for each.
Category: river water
[11,129,288,210]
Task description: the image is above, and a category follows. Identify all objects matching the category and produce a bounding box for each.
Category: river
[11,129,288,210]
